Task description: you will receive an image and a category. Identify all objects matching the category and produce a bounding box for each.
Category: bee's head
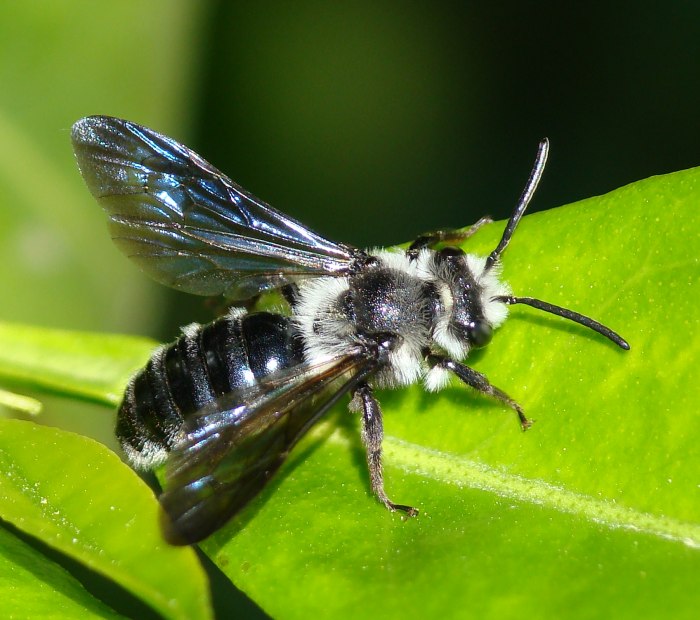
[432,246,509,354]
[431,138,629,358]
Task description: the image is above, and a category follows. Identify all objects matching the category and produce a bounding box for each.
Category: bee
[71,116,629,545]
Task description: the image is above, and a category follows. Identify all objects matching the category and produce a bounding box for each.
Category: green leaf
[0,526,125,619]
[0,322,156,407]
[0,167,698,619]
[202,167,700,619]
[0,420,212,620]
[0,388,42,416]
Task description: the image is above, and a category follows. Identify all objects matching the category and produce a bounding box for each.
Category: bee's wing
[160,352,376,545]
[71,116,358,300]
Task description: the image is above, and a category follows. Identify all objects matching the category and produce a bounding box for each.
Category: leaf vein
[373,435,700,548]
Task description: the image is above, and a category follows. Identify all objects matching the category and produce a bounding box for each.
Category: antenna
[493,295,630,350]
[486,138,549,270]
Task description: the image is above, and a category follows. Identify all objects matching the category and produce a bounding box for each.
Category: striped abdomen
[117,311,305,469]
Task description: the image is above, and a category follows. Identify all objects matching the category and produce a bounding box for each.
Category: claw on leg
[354,383,418,517]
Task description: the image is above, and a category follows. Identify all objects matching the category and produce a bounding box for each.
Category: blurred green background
[2,1,699,340]
[1,1,699,617]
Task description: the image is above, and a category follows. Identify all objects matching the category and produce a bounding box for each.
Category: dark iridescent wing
[71,116,358,300]
[160,353,377,545]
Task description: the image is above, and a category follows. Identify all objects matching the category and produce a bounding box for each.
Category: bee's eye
[466,320,492,348]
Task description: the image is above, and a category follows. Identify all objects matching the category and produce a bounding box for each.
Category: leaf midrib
[325,429,700,548]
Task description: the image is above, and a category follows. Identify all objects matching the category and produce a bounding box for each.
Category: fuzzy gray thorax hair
[294,248,511,389]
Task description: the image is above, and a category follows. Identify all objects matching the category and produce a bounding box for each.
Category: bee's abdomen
[117,311,304,469]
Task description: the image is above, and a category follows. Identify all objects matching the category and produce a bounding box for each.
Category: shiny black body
[118,312,305,460]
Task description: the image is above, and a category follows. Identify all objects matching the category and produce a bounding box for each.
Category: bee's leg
[407,215,493,255]
[427,354,533,430]
[281,283,301,308]
[351,382,419,516]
